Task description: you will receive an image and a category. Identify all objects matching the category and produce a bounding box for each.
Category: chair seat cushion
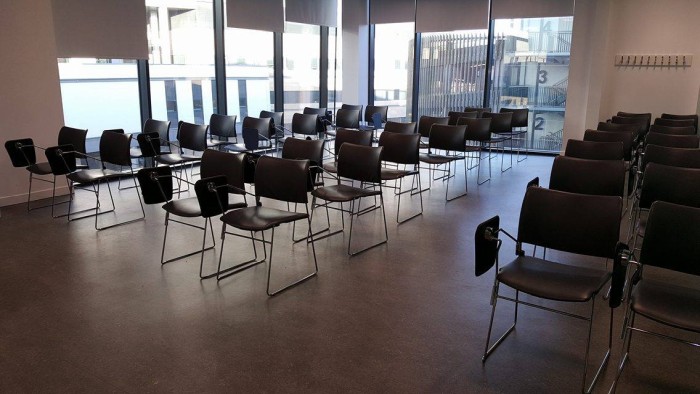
[163,197,246,218]
[312,184,381,203]
[26,162,53,175]
[419,153,461,165]
[497,256,611,302]
[632,280,700,333]
[381,167,415,180]
[221,206,307,231]
[155,153,201,165]
[66,169,124,184]
[322,162,338,173]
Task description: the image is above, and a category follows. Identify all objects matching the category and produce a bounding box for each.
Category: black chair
[564,139,624,161]
[641,144,700,171]
[483,111,514,172]
[310,144,387,256]
[155,121,208,190]
[322,128,372,175]
[216,156,318,295]
[341,104,363,113]
[364,105,389,127]
[597,121,638,135]
[499,108,529,162]
[418,124,468,201]
[609,201,700,392]
[46,130,145,230]
[447,111,478,126]
[260,110,285,146]
[549,156,626,198]
[291,113,320,139]
[475,186,622,393]
[654,117,695,128]
[645,132,699,149]
[459,117,493,185]
[138,149,247,278]
[5,138,65,213]
[145,119,172,152]
[58,126,89,169]
[660,113,698,131]
[379,132,423,223]
[383,121,416,134]
[303,107,328,136]
[229,116,273,153]
[464,107,491,117]
[647,124,695,136]
[611,116,648,141]
[584,130,635,162]
[616,112,651,134]
[417,115,449,149]
[134,131,162,167]
[207,114,237,150]
[332,108,360,129]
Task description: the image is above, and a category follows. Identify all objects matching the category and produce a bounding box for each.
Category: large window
[417,29,489,118]
[373,23,414,121]
[58,58,141,141]
[283,22,321,121]
[489,17,573,153]
[147,0,216,135]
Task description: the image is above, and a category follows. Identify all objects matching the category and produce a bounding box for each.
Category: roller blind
[370,0,415,25]
[52,0,148,59]
[226,0,284,32]
[286,0,338,27]
[415,0,489,33]
[491,0,574,19]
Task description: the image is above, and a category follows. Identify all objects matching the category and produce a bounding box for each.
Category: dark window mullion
[213,0,227,115]
[273,32,284,113]
[320,26,329,110]
[137,59,151,125]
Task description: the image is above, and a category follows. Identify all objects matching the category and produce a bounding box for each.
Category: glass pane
[224,25,274,121]
[374,22,414,121]
[283,22,321,122]
[417,29,489,118]
[489,17,573,153]
[147,1,215,137]
[58,58,141,143]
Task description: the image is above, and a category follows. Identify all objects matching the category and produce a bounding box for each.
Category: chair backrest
[648,124,695,136]
[417,115,449,138]
[384,121,416,134]
[5,138,37,167]
[341,104,363,113]
[282,137,325,190]
[364,105,389,124]
[549,156,625,198]
[596,121,638,134]
[260,110,284,137]
[194,175,229,218]
[617,111,651,133]
[645,132,699,149]
[611,115,648,136]
[143,119,171,145]
[642,144,700,170]
[254,156,310,204]
[379,132,420,165]
[44,144,77,175]
[178,121,208,152]
[303,107,327,133]
[500,108,528,128]
[200,149,246,195]
[517,186,622,258]
[459,118,491,142]
[583,129,634,161]
[99,130,132,167]
[483,112,513,133]
[137,166,173,204]
[661,113,698,131]
[564,139,624,161]
[242,116,272,140]
[57,126,88,155]
[428,124,467,151]
[333,128,372,155]
[448,111,477,126]
[638,163,700,209]
[292,113,319,136]
[464,107,491,117]
[335,108,360,129]
[654,117,695,128]
[337,143,383,183]
[639,201,700,276]
[242,128,260,150]
[136,132,162,157]
[209,114,237,139]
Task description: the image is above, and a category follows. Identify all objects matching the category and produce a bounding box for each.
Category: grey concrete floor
[0,153,697,393]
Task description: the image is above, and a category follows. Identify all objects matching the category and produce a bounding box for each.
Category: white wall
[0,0,65,207]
